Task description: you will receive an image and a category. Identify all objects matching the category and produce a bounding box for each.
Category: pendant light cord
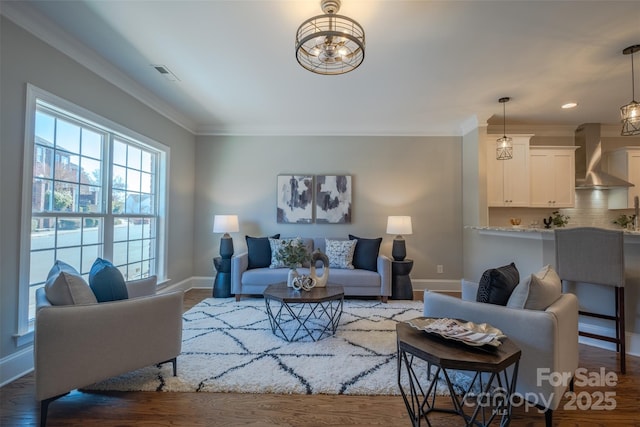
[502,101,507,138]
[631,51,636,102]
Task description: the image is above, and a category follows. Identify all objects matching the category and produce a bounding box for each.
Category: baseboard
[0,346,33,388]
[412,279,461,292]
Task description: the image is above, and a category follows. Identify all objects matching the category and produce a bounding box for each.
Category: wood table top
[396,318,521,373]
[263,283,344,303]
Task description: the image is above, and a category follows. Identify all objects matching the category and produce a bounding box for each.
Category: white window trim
[16,84,170,340]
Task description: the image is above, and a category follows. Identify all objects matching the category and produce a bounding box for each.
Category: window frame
[17,84,169,342]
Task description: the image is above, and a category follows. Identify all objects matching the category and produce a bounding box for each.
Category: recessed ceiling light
[561,102,578,109]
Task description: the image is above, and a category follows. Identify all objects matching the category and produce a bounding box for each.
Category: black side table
[213,256,232,298]
[391,259,414,300]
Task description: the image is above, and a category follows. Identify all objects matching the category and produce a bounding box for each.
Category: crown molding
[1,2,198,135]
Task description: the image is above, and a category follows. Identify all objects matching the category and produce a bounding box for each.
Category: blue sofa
[231,237,392,302]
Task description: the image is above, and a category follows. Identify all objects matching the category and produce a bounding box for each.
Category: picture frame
[276,175,313,224]
[315,175,352,223]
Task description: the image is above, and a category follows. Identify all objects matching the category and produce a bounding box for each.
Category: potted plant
[275,239,311,287]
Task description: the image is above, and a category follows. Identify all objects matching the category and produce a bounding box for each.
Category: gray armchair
[35,278,184,426]
[423,280,579,427]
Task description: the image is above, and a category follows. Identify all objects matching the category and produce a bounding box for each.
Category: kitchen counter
[467,226,640,243]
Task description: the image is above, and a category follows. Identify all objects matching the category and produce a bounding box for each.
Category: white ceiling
[5,0,640,136]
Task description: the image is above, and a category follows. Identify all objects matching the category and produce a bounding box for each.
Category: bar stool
[554,227,626,373]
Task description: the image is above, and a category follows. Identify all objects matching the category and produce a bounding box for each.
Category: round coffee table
[263,283,344,342]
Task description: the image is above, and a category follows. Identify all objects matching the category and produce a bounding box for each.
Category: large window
[20,85,168,331]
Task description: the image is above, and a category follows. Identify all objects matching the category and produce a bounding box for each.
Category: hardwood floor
[2,289,638,426]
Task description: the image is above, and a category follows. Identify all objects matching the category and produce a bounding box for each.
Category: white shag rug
[86,297,465,396]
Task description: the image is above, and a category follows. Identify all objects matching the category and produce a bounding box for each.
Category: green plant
[275,238,310,269]
[613,214,636,228]
[551,210,570,228]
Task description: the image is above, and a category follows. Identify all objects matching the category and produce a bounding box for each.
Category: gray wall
[193,135,463,280]
[0,17,196,361]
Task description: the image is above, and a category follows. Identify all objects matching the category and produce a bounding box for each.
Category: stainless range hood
[574,123,634,189]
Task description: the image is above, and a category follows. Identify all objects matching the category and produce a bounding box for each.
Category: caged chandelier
[496,97,513,160]
[295,0,365,75]
[621,45,640,136]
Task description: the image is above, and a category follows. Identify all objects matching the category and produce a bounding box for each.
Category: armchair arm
[231,252,249,294]
[377,254,392,296]
[35,290,184,401]
[423,289,578,411]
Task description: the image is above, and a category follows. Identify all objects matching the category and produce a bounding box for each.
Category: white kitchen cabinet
[529,147,577,208]
[487,136,531,207]
[605,147,640,209]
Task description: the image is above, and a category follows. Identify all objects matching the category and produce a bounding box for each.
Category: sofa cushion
[507,265,562,310]
[325,239,357,269]
[476,262,519,305]
[246,234,280,269]
[45,260,97,306]
[89,258,129,302]
[349,235,382,272]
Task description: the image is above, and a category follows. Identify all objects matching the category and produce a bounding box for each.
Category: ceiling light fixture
[562,102,578,109]
[295,0,365,75]
[621,44,640,136]
[496,97,513,160]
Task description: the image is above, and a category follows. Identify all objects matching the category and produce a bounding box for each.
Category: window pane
[112,165,126,189]
[81,245,101,274]
[57,246,81,269]
[81,157,101,186]
[55,152,80,182]
[127,145,141,170]
[141,151,153,173]
[128,239,142,261]
[57,218,81,246]
[34,145,53,179]
[127,262,143,280]
[31,217,56,249]
[113,140,127,166]
[141,172,152,194]
[113,219,128,241]
[81,128,102,159]
[55,119,80,154]
[125,193,140,214]
[129,219,143,239]
[79,184,101,213]
[112,190,125,214]
[142,218,154,239]
[113,241,128,266]
[142,239,152,259]
[127,169,141,192]
[141,260,151,277]
[29,250,55,285]
[32,179,52,212]
[82,217,102,244]
[35,110,55,144]
[53,182,77,212]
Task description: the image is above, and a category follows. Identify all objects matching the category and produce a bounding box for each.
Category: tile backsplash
[488,189,634,230]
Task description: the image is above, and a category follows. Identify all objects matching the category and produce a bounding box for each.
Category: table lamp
[387,216,412,261]
[213,215,239,258]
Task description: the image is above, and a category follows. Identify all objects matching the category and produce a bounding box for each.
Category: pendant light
[496,97,513,160]
[621,45,640,136]
[295,0,365,75]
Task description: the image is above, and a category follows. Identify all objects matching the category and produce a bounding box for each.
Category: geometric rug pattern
[86,297,433,395]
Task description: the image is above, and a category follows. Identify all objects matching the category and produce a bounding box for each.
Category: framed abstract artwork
[315,175,352,223]
[276,175,314,223]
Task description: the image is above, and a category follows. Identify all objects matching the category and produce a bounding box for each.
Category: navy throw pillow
[89,258,128,302]
[246,234,280,269]
[476,262,520,305]
[348,234,382,272]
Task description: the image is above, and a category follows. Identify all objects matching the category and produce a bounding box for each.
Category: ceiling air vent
[151,64,180,82]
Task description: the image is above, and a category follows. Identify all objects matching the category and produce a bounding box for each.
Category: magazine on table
[407,317,506,347]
